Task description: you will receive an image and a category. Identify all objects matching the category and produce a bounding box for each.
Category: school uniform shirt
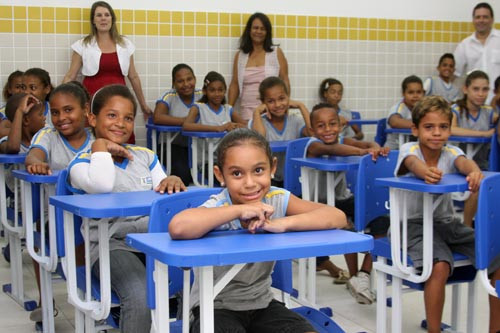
[303,137,352,203]
[29,127,94,171]
[68,145,166,265]
[395,142,465,220]
[0,105,6,121]
[155,88,203,146]
[0,136,29,195]
[194,102,233,126]
[190,186,290,311]
[338,108,356,138]
[423,76,462,103]
[385,100,412,150]
[248,113,305,182]
[42,101,53,128]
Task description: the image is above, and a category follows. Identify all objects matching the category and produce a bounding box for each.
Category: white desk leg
[166,132,180,177]
[298,167,310,301]
[208,139,215,188]
[391,276,403,333]
[154,260,170,333]
[152,129,158,162]
[450,284,460,330]
[466,278,477,333]
[398,133,404,149]
[199,266,214,333]
[190,138,201,187]
[376,257,388,333]
[160,132,165,167]
[183,269,190,333]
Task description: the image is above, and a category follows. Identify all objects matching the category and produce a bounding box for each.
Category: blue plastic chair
[356,153,477,332]
[374,118,387,147]
[283,137,310,197]
[55,170,120,330]
[488,132,500,172]
[146,188,344,332]
[475,173,500,297]
[350,111,361,131]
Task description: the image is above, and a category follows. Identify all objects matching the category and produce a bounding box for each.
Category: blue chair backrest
[354,151,398,231]
[374,118,387,147]
[146,187,222,309]
[475,173,500,270]
[283,138,310,197]
[146,117,154,149]
[55,169,83,258]
[488,132,500,172]
[351,111,361,131]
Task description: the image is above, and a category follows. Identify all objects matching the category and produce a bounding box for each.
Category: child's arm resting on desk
[398,155,443,184]
[25,148,51,175]
[307,140,389,160]
[454,155,483,192]
[169,202,275,239]
[388,114,413,129]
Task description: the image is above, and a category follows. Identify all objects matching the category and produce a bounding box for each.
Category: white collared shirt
[454,29,500,102]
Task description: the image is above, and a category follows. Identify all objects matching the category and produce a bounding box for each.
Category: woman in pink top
[228,13,290,121]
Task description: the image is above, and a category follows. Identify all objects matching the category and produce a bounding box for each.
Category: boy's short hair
[473,2,494,18]
[310,102,338,125]
[411,95,452,127]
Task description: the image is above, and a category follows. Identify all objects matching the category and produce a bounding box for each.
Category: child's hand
[255,104,271,120]
[484,128,495,137]
[220,122,245,132]
[259,217,288,233]
[466,171,483,193]
[19,94,40,114]
[155,175,186,194]
[238,202,274,233]
[379,147,390,157]
[27,163,51,175]
[339,116,347,129]
[92,139,134,160]
[424,166,443,184]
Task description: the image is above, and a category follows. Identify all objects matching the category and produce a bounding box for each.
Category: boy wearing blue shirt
[395,95,500,333]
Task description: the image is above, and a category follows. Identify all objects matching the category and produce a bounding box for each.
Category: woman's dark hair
[171,63,195,88]
[24,68,54,101]
[50,81,90,109]
[91,84,137,116]
[318,78,343,101]
[199,71,227,104]
[239,12,275,53]
[456,70,489,118]
[3,70,24,101]
[401,75,423,93]
[473,2,494,18]
[438,53,455,66]
[259,76,288,101]
[216,128,272,170]
[84,1,124,46]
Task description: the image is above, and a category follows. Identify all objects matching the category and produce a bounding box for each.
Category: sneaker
[346,272,373,305]
[29,304,58,322]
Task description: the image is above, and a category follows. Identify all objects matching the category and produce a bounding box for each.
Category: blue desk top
[126,229,373,267]
[348,119,379,125]
[291,156,361,172]
[269,140,291,153]
[49,190,163,218]
[145,124,182,132]
[12,169,59,184]
[385,128,411,134]
[0,153,26,164]
[181,131,226,138]
[375,173,472,193]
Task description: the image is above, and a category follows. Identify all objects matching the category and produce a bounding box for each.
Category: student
[385,75,425,150]
[423,53,462,103]
[451,70,498,171]
[23,68,54,127]
[319,78,363,140]
[395,95,500,333]
[169,128,347,332]
[153,63,202,184]
[306,102,389,304]
[0,70,25,137]
[183,71,246,132]
[251,76,312,186]
[491,75,500,114]
[68,84,185,332]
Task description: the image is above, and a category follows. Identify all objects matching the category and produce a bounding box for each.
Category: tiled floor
[0,238,493,332]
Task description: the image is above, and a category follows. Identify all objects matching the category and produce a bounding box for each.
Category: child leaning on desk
[68,84,186,332]
[169,128,347,333]
[395,95,500,333]
[305,102,389,305]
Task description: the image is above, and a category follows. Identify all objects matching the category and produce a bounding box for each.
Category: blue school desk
[182,131,225,187]
[49,190,164,331]
[146,123,182,175]
[347,119,379,126]
[373,173,495,333]
[12,170,59,333]
[126,228,373,333]
[269,140,292,153]
[0,153,38,312]
[290,155,361,306]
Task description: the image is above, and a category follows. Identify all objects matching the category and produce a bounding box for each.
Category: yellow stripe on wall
[1,6,498,43]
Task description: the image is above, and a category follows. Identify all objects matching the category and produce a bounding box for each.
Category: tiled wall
[0,6,495,144]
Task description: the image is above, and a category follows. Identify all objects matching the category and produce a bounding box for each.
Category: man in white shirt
[454,2,500,103]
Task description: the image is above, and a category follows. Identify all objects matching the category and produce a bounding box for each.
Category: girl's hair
[456,70,489,118]
[318,78,343,101]
[171,63,195,88]
[239,12,275,53]
[199,71,227,104]
[50,81,90,108]
[91,84,137,116]
[438,53,455,66]
[401,75,423,93]
[83,1,124,46]
[259,76,288,101]
[216,128,272,170]
[24,68,54,101]
[2,70,24,100]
